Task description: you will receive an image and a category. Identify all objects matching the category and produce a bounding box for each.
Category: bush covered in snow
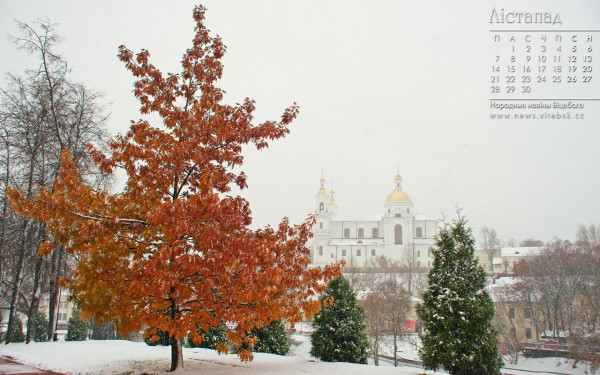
[31,313,49,342]
[188,321,228,350]
[252,319,290,355]
[65,311,88,341]
[7,316,24,343]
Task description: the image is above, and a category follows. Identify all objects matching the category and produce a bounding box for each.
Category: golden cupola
[385,173,411,202]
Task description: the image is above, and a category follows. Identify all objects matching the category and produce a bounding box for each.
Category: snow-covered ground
[0,337,596,375]
[0,340,424,375]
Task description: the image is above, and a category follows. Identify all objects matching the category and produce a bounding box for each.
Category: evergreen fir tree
[7,316,24,343]
[32,313,49,342]
[65,311,88,341]
[416,215,503,375]
[188,321,228,350]
[311,276,369,364]
[252,319,289,355]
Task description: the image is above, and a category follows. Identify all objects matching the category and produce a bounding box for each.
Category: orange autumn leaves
[8,4,340,362]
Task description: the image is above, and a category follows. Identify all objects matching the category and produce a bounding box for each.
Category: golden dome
[386,189,410,202]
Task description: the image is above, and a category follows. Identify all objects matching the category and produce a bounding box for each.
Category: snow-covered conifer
[311,276,369,364]
[417,214,502,374]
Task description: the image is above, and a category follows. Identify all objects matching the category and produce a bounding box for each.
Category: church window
[330,253,333,258]
[319,246,323,256]
[525,328,532,339]
[417,250,420,257]
[417,260,420,267]
[371,249,376,256]
[416,227,423,238]
[394,225,403,244]
[357,240,363,244]
[358,228,364,238]
[524,307,532,319]
[372,228,379,238]
[357,249,361,256]
[407,209,410,214]
[319,202,324,211]
[395,213,401,218]
[342,249,346,256]
[344,228,350,238]
[319,222,323,229]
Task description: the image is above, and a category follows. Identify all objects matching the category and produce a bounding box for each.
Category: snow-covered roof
[329,238,384,246]
[501,247,543,257]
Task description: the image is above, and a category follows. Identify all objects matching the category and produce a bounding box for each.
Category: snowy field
[0,337,596,375]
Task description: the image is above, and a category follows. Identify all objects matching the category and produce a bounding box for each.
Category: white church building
[311,173,438,268]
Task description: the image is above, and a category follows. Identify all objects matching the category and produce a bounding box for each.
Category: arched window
[372,228,379,238]
[319,202,324,211]
[358,228,364,238]
[394,224,403,244]
[395,213,401,218]
[342,249,346,257]
[344,228,350,238]
[319,246,323,256]
[416,227,423,238]
[371,249,376,256]
[319,222,323,229]
[357,249,361,256]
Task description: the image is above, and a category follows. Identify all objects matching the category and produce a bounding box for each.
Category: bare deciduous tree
[480,227,500,273]
[1,19,109,343]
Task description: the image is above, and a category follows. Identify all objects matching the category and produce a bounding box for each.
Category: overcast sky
[1,1,599,245]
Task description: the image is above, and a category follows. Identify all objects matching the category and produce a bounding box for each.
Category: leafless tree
[519,238,544,247]
[480,227,500,273]
[1,19,109,343]
[353,256,412,366]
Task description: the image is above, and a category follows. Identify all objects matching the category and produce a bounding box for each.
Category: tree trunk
[47,244,64,341]
[170,337,184,371]
[393,328,398,367]
[26,253,45,343]
[5,218,30,344]
[373,338,379,366]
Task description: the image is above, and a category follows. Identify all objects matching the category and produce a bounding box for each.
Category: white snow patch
[0,340,427,374]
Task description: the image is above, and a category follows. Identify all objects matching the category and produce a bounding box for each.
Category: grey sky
[1,0,599,244]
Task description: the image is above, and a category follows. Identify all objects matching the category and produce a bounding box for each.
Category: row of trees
[493,224,600,371]
[311,215,503,374]
[1,20,109,344]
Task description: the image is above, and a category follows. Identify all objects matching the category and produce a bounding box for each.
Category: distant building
[476,247,544,274]
[310,173,438,267]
